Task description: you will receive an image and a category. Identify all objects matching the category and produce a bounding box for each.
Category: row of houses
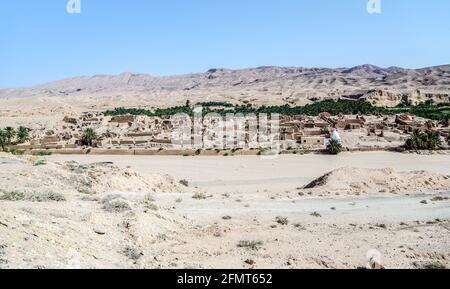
[15,111,449,151]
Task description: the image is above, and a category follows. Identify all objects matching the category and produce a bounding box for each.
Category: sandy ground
[48,152,450,194]
[1,152,450,269]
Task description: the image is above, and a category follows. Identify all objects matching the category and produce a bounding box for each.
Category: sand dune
[304,167,450,196]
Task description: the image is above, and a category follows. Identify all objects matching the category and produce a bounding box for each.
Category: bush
[0,191,25,201]
[192,192,209,200]
[327,139,342,155]
[34,151,52,156]
[275,216,289,225]
[405,130,442,150]
[102,195,131,213]
[33,160,47,166]
[28,192,66,202]
[9,148,25,155]
[0,191,65,202]
[121,246,143,261]
[81,128,97,147]
[310,212,322,218]
[237,240,263,251]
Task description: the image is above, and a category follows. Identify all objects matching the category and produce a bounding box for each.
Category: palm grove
[0,127,29,152]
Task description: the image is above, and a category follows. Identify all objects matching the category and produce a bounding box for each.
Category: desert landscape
[1,151,450,269]
[1,66,450,270]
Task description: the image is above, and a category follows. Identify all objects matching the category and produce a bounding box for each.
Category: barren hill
[0,65,449,116]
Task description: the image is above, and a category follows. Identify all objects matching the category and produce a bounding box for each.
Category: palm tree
[405,129,442,150]
[16,126,29,144]
[425,131,442,150]
[327,139,342,155]
[405,129,425,150]
[82,128,97,147]
[4,127,15,145]
[0,130,7,151]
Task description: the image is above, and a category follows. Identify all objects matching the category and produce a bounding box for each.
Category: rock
[244,259,256,266]
[93,226,106,235]
[179,179,189,187]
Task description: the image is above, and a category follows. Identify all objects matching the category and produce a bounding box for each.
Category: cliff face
[363,90,450,107]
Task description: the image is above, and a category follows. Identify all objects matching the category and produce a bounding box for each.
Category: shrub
[34,151,52,156]
[16,126,30,144]
[310,212,322,218]
[0,191,25,201]
[9,148,25,155]
[222,216,232,220]
[121,246,143,261]
[29,192,66,202]
[33,160,47,166]
[275,216,289,225]
[413,261,447,269]
[0,191,65,202]
[81,128,97,147]
[405,129,442,150]
[179,179,189,187]
[237,240,263,251]
[142,194,158,211]
[102,195,131,213]
[78,187,95,195]
[0,130,7,151]
[192,192,209,200]
[327,139,342,155]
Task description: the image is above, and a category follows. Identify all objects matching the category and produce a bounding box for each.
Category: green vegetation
[327,139,343,155]
[275,216,289,225]
[447,135,450,147]
[0,191,26,201]
[33,151,53,156]
[0,191,65,202]
[121,246,143,261]
[105,106,191,117]
[28,192,66,202]
[104,100,450,121]
[16,127,30,144]
[81,128,97,147]
[102,195,131,213]
[4,127,15,145]
[192,192,210,200]
[195,101,234,107]
[237,240,264,251]
[33,160,47,166]
[0,126,30,152]
[310,212,322,218]
[0,130,8,151]
[405,129,442,150]
[386,102,450,121]
[105,100,380,117]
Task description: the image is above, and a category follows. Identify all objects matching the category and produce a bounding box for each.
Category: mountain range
[0,64,449,115]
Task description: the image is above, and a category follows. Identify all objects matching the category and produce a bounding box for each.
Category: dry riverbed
[0,152,449,269]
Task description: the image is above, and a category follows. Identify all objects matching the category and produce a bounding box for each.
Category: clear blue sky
[1,0,449,88]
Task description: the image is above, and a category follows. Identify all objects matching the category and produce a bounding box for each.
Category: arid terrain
[0,65,449,117]
[1,65,450,269]
[1,152,449,269]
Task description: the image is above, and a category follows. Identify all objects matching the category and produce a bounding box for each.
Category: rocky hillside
[0,65,449,115]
